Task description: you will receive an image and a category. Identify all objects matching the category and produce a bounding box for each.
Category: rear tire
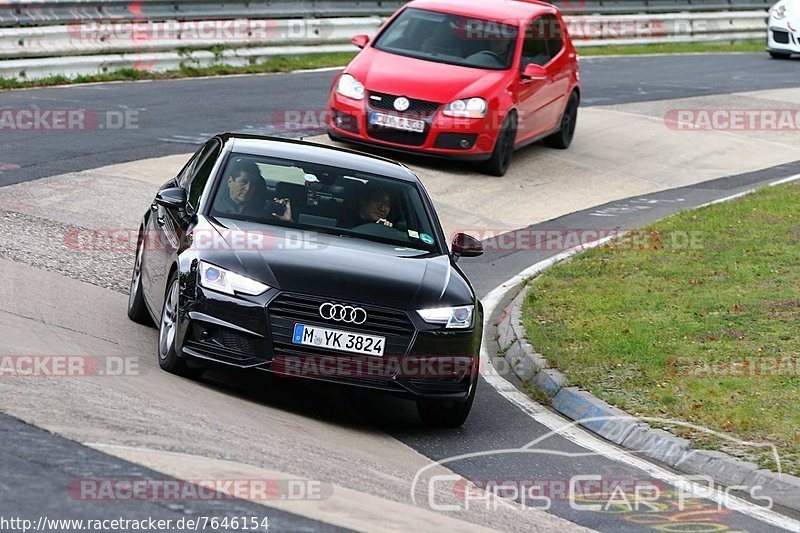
[769,51,791,59]
[158,272,204,378]
[127,228,153,326]
[480,114,517,177]
[417,382,476,428]
[543,92,579,149]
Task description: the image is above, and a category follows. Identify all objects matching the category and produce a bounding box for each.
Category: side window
[522,18,549,67]
[522,15,563,67]
[186,140,221,212]
[177,148,203,188]
[543,14,563,61]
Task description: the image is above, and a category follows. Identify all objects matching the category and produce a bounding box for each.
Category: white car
[768,0,799,58]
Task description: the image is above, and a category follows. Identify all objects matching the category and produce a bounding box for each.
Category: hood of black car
[195,217,474,309]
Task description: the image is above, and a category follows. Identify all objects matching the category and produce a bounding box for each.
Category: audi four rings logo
[319,303,368,324]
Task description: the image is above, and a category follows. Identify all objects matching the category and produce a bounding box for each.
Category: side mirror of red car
[521,63,548,80]
[352,34,370,49]
[451,233,484,262]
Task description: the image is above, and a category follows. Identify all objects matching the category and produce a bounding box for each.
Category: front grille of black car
[270,352,402,390]
[184,323,262,364]
[774,30,790,44]
[267,292,416,363]
[269,293,415,336]
[406,377,471,395]
[368,92,441,118]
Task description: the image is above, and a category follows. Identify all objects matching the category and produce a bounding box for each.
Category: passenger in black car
[216,158,292,221]
[340,181,397,228]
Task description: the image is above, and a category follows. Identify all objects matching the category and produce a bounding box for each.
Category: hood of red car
[347,47,508,104]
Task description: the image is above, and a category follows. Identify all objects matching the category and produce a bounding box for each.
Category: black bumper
[177,287,481,400]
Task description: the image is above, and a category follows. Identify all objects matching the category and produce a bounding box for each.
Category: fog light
[459,139,471,149]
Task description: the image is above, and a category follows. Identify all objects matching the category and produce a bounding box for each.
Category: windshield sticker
[420,233,434,245]
[408,230,420,239]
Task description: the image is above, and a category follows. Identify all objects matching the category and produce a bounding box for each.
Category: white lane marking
[579,52,758,60]
[292,66,345,74]
[590,197,686,217]
[479,173,800,532]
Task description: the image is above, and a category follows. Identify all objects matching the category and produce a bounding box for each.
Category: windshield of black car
[208,153,442,253]
[372,8,518,70]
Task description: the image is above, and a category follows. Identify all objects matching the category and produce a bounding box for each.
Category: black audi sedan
[127,133,484,427]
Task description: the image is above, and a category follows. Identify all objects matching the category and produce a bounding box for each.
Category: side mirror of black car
[155,187,188,211]
[451,233,484,262]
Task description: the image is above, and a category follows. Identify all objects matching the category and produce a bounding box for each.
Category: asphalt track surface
[1,414,348,532]
[1,52,800,186]
[2,53,800,531]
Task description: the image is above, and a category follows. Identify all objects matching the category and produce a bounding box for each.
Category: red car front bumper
[327,92,501,161]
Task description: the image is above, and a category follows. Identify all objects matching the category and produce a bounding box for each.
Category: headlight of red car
[443,98,488,119]
[336,74,366,100]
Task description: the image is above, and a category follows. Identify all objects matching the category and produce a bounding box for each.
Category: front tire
[417,382,476,428]
[158,272,204,378]
[480,114,517,177]
[544,92,579,149]
[769,51,791,59]
[127,229,153,326]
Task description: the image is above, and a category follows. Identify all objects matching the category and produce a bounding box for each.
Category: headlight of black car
[198,261,271,296]
[417,305,474,329]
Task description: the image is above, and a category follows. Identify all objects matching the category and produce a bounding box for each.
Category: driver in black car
[216,158,292,221]
[341,181,396,228]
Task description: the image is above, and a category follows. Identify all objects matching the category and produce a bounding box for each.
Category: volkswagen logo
[319,303,368,325]
[393,97,410,112]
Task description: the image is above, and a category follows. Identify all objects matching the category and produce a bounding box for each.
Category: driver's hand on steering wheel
[376,218,393,228]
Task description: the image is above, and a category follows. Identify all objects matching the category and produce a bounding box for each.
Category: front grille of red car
[367,127,429,147]
[368,92,441,118]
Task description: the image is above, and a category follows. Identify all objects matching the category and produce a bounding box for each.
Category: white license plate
[370,112,425,133]
[292,324,385,356]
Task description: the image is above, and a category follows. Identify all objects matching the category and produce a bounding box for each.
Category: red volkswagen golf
[327,0,580,176]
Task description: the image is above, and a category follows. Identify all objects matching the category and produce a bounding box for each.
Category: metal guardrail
[0,0,402,27]
[0,17,384,58]
[0,0,773,27]
[0,5,771,80]
[0,12,769,61]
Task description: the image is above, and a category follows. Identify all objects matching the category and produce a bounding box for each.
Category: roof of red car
[405,0,557,23]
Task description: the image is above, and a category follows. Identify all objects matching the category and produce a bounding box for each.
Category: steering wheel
[467,50,504,66]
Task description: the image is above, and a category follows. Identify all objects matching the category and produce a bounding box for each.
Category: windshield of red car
[209,153,442,254]
[373,8,518,70]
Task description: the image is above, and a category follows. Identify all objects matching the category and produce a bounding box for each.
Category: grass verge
[0,40,767,90]
[0,52,357,90]
[576,39,765,56]
[521,182,800,476]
